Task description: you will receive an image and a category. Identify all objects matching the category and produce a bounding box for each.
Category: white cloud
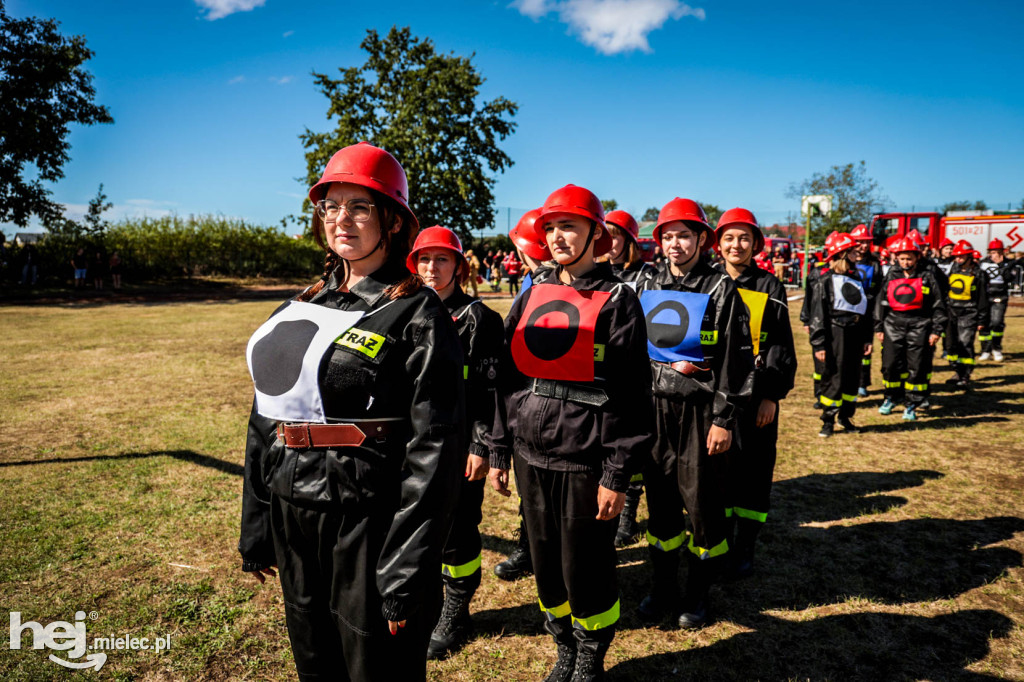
[228,75,246,84]
[195,0,267,21]
[511,0,704,54]
[269,76,293,85]
[63,199,178,222]
[282,30,294,38]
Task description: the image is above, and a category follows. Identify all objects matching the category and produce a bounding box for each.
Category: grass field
[1,292,1022,680]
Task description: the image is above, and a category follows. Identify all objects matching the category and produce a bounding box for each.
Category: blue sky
[5,0,1023,238]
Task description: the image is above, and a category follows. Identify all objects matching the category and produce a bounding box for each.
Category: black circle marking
[841,281,863,305]
[524,300,580,361]
[252,319,319,396]
[892,282,917,304]
[949,277,967,296]
[646,301,690,349]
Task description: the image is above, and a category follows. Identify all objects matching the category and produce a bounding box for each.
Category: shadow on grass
[472,602,545,638]
[775,469,942,524]
[609,609,1013,681]
[0,449,243,477]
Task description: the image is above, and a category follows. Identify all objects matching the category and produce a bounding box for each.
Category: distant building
[14,233,44,246]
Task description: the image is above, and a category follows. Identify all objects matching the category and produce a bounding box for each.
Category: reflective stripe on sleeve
[861,358,871,366]
[992,331,1004,337]
[812,372,822,381]
[572,600,620,631]
[630,473,644,484]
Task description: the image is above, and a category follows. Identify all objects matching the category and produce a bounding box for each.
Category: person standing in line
[464,248,481,298]
[408,226,504,660]
[978,238,1020,362]
[808,233,872,437]
[945,240,989,389]
[239,142,464,682]
[714,208,796,579]
[800,233,837,409]
[109,251,123,290]
[503,249,523,297]
[636,198,753,630]
[489,184,654,681]
[875,237,948,422]
[71,246,88,289]
[850,224,882,397]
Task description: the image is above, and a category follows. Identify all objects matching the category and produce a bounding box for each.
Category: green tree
[786,161,889,242]
[641,206,660,222]
[940,200,988,214]
[699,203,722,229]
[601,198,618,213]
[0,2,113,226]
[300,27,517,244]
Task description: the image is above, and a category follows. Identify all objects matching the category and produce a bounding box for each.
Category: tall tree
[786,161,889,242]
[300,27,518,243]
[940,200,988,214]
[601,198,618,213]
[699,202,722,229]
[0,2,113,227]
[641,206,660,222]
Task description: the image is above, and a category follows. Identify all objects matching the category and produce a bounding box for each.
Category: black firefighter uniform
[946,263,989,380]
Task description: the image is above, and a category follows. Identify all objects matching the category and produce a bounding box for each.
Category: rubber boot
[494,516,532,581]
[677,552,714,629]
[542,616,576,682]
[427,575,478,660]
[726,518,761,580]
[637,547,680,622]
[614,481,643,548]
[571,628,613,682]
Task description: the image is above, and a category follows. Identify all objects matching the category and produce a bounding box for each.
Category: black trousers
[727,400,779,526]
[881,315,932,405]
[515,456,620,641]
[440,477,485,593]
[647,397,729,560]
[270,495,438,682]
[812,353,825,399]
[981,299,1007,352]
[860,347,873,389]
[948,307,980,378]
[820,323,863,420]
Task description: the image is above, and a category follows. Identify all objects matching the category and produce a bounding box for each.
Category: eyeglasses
[315,199,375,222]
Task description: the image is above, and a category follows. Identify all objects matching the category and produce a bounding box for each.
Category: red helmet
[604,210,639,243]
[510,208,551,262]
[973,250,982,259]
[826,233,856,260]
[884,234,901,251]
[907,230,928,247]
[532,184,612,257]
[889,237,919,254]
[654,198,714,249]
[951,240,974,257]
[715,207,763,255]
[308,141,419,232]
[406,225,467,275]
[988,238,1005,250]
[850,223,872,241]
[939,237,955,249]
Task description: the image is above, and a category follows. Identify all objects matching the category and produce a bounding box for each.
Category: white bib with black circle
[832,275,868,315]
[246,301,365,423]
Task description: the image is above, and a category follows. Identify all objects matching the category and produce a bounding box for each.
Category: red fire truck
[869,212,1024,252]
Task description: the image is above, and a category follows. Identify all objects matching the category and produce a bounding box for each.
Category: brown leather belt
[666,360,711,376]
[276,420,397,449]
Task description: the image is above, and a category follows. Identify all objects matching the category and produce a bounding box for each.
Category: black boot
[427,578,476,660]
[494,517,532,581]
[677,553,714,629]
[571,629,612,682]
[726,518,761,580]
[543,617,576,682]
[614,481,643,548]
[638,547,680,622]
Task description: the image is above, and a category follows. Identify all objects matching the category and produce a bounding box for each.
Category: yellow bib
[738,288,769,355]
[948,274,974,302]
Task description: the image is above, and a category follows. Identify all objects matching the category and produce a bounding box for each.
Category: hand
[388,620,407,635]
[488,467,511,497]
[465,454,489,482]
[863,343,873,356]
[706,424,732,455]
[596,486,625,520]
[977,325,984,331]
[928,334,940,346]
[248,565,277,585]
[755,399,777,428]
[814,349,826,362]
[803,325,810,334]
[876,332,884,342]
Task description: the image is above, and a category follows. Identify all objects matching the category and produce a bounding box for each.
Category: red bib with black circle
[511,283,610,382]
[886,277,923,311]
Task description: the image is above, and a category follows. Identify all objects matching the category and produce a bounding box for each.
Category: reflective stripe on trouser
[440,477,485,586]
[860,346,872,389]
[820,322,863,420]
[812,353,825,397]
[648,396,730,567]
[646,529,685,552]
[881,313,932,405]
[516,457,620,636]
[948,307,980,375]
[981,300,1006,351]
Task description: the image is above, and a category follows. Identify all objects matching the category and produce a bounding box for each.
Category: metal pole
[802,209,812,286]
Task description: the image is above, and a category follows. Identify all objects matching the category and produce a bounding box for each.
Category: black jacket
[808,265,873,351]
[979,257,1021,300]
[715,263,797,403]
[238,261,465,622]
[947,262,990,327]
[611,260,658,289]
[640,260,754,430]
[490,262,655,493]
[799,261,828,326]
[445,290,504,457]
[873,263,948,334]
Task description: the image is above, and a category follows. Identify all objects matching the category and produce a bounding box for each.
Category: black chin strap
[564,223,597,268]
[347,237,384,262]
[670,231,704,275]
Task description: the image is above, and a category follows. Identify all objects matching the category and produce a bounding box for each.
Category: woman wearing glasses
[239,142,465,681]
